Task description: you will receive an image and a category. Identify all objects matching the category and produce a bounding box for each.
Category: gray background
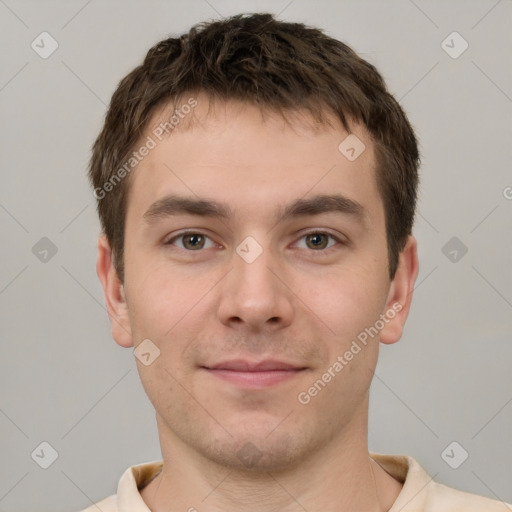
[0,0,511,511]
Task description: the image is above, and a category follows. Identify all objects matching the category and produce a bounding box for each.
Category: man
[82,12,509,512]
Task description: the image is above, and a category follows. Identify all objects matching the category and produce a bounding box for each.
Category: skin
[97,95,419,511]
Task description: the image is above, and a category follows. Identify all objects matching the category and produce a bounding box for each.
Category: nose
[216,242,294,332]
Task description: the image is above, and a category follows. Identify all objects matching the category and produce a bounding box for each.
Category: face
[98,96,417,472]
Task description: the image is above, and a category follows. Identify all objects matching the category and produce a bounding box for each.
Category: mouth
[201,359,308,388]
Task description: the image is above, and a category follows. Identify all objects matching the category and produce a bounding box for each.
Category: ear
[380,235,419,345]
[96,234,133,348]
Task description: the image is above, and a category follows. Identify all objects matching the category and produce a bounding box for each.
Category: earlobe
[380,235,419,345]
[96,234,133,348]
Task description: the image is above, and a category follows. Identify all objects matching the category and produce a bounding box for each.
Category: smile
[202,359,308,388]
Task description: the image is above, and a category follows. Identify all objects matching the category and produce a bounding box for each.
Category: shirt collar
[116,453,430,511]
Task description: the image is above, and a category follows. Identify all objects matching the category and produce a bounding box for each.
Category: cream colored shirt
[80,453,510,511]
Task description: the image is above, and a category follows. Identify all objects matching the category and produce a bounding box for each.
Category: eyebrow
[142,193,367,227]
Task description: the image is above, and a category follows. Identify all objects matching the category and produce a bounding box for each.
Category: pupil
[309,233,326,249]
[186,234,203,249]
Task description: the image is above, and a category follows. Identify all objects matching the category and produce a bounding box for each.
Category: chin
[199,427,314,473]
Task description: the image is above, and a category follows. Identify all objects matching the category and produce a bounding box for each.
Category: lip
[202,359,307,388]
[208,359,304,372]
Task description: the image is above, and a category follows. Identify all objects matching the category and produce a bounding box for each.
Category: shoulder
[78,494,117,512]
[427,479,511,511]
[75,460,162,512]
[371,452,511,512]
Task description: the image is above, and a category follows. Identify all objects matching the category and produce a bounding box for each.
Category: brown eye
[305,233,330,250]
[166,232,215,251]
[182,234,205,250]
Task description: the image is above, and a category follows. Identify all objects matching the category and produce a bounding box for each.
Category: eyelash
[164,230,345,254]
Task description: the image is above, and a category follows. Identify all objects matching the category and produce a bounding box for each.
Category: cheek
[126,258,222,359]
[303,262,388,342]
[125,257,184,339]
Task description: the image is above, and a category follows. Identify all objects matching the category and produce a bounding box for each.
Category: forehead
[125,96,383,227]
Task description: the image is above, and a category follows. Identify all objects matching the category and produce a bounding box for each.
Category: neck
[141,409,402,512]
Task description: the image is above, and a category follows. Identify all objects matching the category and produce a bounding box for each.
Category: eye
[165,231,216,251]
[295,231,342,251]
[164,230,344,253]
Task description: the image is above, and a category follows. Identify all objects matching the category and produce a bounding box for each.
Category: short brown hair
[88,12,419,282]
